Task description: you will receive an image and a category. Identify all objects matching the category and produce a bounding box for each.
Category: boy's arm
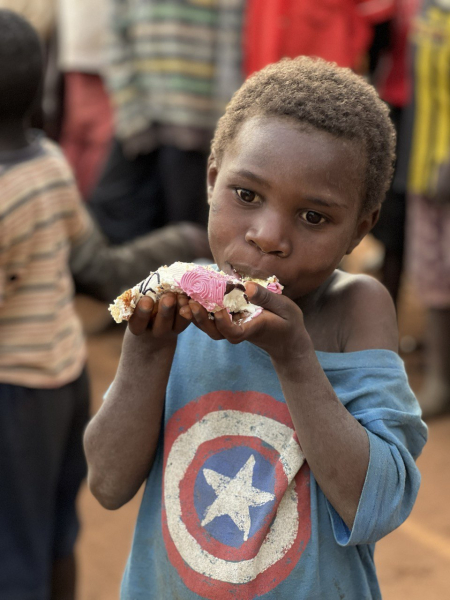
[181,278,399,529]
[84,295,189,509]
[70,217,210,302]
[272,347,369,529]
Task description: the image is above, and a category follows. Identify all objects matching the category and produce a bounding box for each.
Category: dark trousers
[0,369,90,600]
[88,140,209,244]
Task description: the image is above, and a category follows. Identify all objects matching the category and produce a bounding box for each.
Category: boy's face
[207,117,378,302]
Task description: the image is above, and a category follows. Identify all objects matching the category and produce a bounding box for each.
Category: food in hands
[108,262,283,324]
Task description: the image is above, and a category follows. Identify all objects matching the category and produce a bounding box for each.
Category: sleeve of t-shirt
[323,351,428,546]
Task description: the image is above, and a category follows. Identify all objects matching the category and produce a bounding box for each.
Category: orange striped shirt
[0,136,93,388]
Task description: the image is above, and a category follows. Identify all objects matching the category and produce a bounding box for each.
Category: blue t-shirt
[120,324,427,600]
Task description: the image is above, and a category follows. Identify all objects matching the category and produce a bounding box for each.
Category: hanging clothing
[105,0,245,145]
[243,0,395,77]
[405,0,450,308]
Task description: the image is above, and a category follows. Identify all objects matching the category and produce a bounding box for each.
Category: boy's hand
[128,293,191,342]
[180,283,313,363]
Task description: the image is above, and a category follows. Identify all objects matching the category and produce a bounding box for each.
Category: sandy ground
[74,251,450,599]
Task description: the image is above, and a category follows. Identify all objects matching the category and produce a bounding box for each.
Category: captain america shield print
[162,391,311,599]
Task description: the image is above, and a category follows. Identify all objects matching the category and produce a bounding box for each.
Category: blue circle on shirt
[194,445,276,548]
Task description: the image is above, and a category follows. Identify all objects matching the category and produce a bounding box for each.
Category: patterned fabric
[0,136,91,387]
[105,0,244,142]
[408,2,450,196]
[120,324,426,600]
[406,1,450,307]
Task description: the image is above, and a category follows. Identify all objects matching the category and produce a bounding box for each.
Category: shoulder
[326,271,399,353]
[40,137,73,176]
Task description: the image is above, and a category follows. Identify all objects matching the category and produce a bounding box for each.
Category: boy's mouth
[222,263,241,279]
[231,266,243,280]
[227,262,275,282]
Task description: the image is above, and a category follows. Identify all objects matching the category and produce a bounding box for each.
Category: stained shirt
[120,324,427,600]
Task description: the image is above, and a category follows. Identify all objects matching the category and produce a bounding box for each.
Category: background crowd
[0,0,449,599]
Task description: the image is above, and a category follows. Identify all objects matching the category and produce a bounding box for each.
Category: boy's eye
[301,210,326,225]
[235,188,257,203]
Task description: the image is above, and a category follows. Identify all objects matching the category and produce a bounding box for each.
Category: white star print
[201,454,275,541]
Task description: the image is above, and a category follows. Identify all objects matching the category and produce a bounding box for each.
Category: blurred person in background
[0,13,88,600]
[89,0,245,245]
[402,0,450,418]
[57,0,114,200]
[369,0,419,307]
[0,10,209,600]
[242,0,395,76]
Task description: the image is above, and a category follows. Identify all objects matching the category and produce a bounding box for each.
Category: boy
[0,10,209,600]
[85,57,427,599]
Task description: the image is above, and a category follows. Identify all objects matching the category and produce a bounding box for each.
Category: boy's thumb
[245,282,293,320]
[245,282,274,308]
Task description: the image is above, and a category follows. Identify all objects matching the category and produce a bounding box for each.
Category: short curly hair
[212,57,396,215]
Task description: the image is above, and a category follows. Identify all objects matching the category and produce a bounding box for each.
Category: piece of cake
[108,262,283,324]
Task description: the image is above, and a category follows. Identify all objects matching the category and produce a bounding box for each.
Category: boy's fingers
[179,305,193,320]
[152,293,177,337]
[214,309,246,343]
[174,294,191,333]
[128,296,155,336]
[189,301,224,340]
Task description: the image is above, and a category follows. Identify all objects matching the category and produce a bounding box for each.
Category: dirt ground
[73,250,450,599]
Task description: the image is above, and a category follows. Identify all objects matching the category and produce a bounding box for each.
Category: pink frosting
[267,281,283,294]
[179,267,228,311]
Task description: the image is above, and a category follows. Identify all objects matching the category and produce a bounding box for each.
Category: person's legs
[159,146,209,226]
[371,107,406,308]
[0,379,86,600]
[51,368,90,600]
[377,189,406,307]
[418,307,450,418]
[88,141,166,243]
[406,194,450,416]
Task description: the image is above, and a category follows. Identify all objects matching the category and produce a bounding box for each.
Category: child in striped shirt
[0,11,91,600]
[0,10,210,600]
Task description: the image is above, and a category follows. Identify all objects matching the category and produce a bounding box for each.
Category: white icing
[222,288,248,312]
[108,262,282,324]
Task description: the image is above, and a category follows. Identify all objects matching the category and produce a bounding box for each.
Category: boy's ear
[345,207,380,255]
[207,153,218,204]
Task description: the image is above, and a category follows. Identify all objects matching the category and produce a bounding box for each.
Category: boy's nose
[244,217,291,257]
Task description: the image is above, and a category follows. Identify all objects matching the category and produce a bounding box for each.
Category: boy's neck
[0,118,30,153]
[295,271,338,316]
